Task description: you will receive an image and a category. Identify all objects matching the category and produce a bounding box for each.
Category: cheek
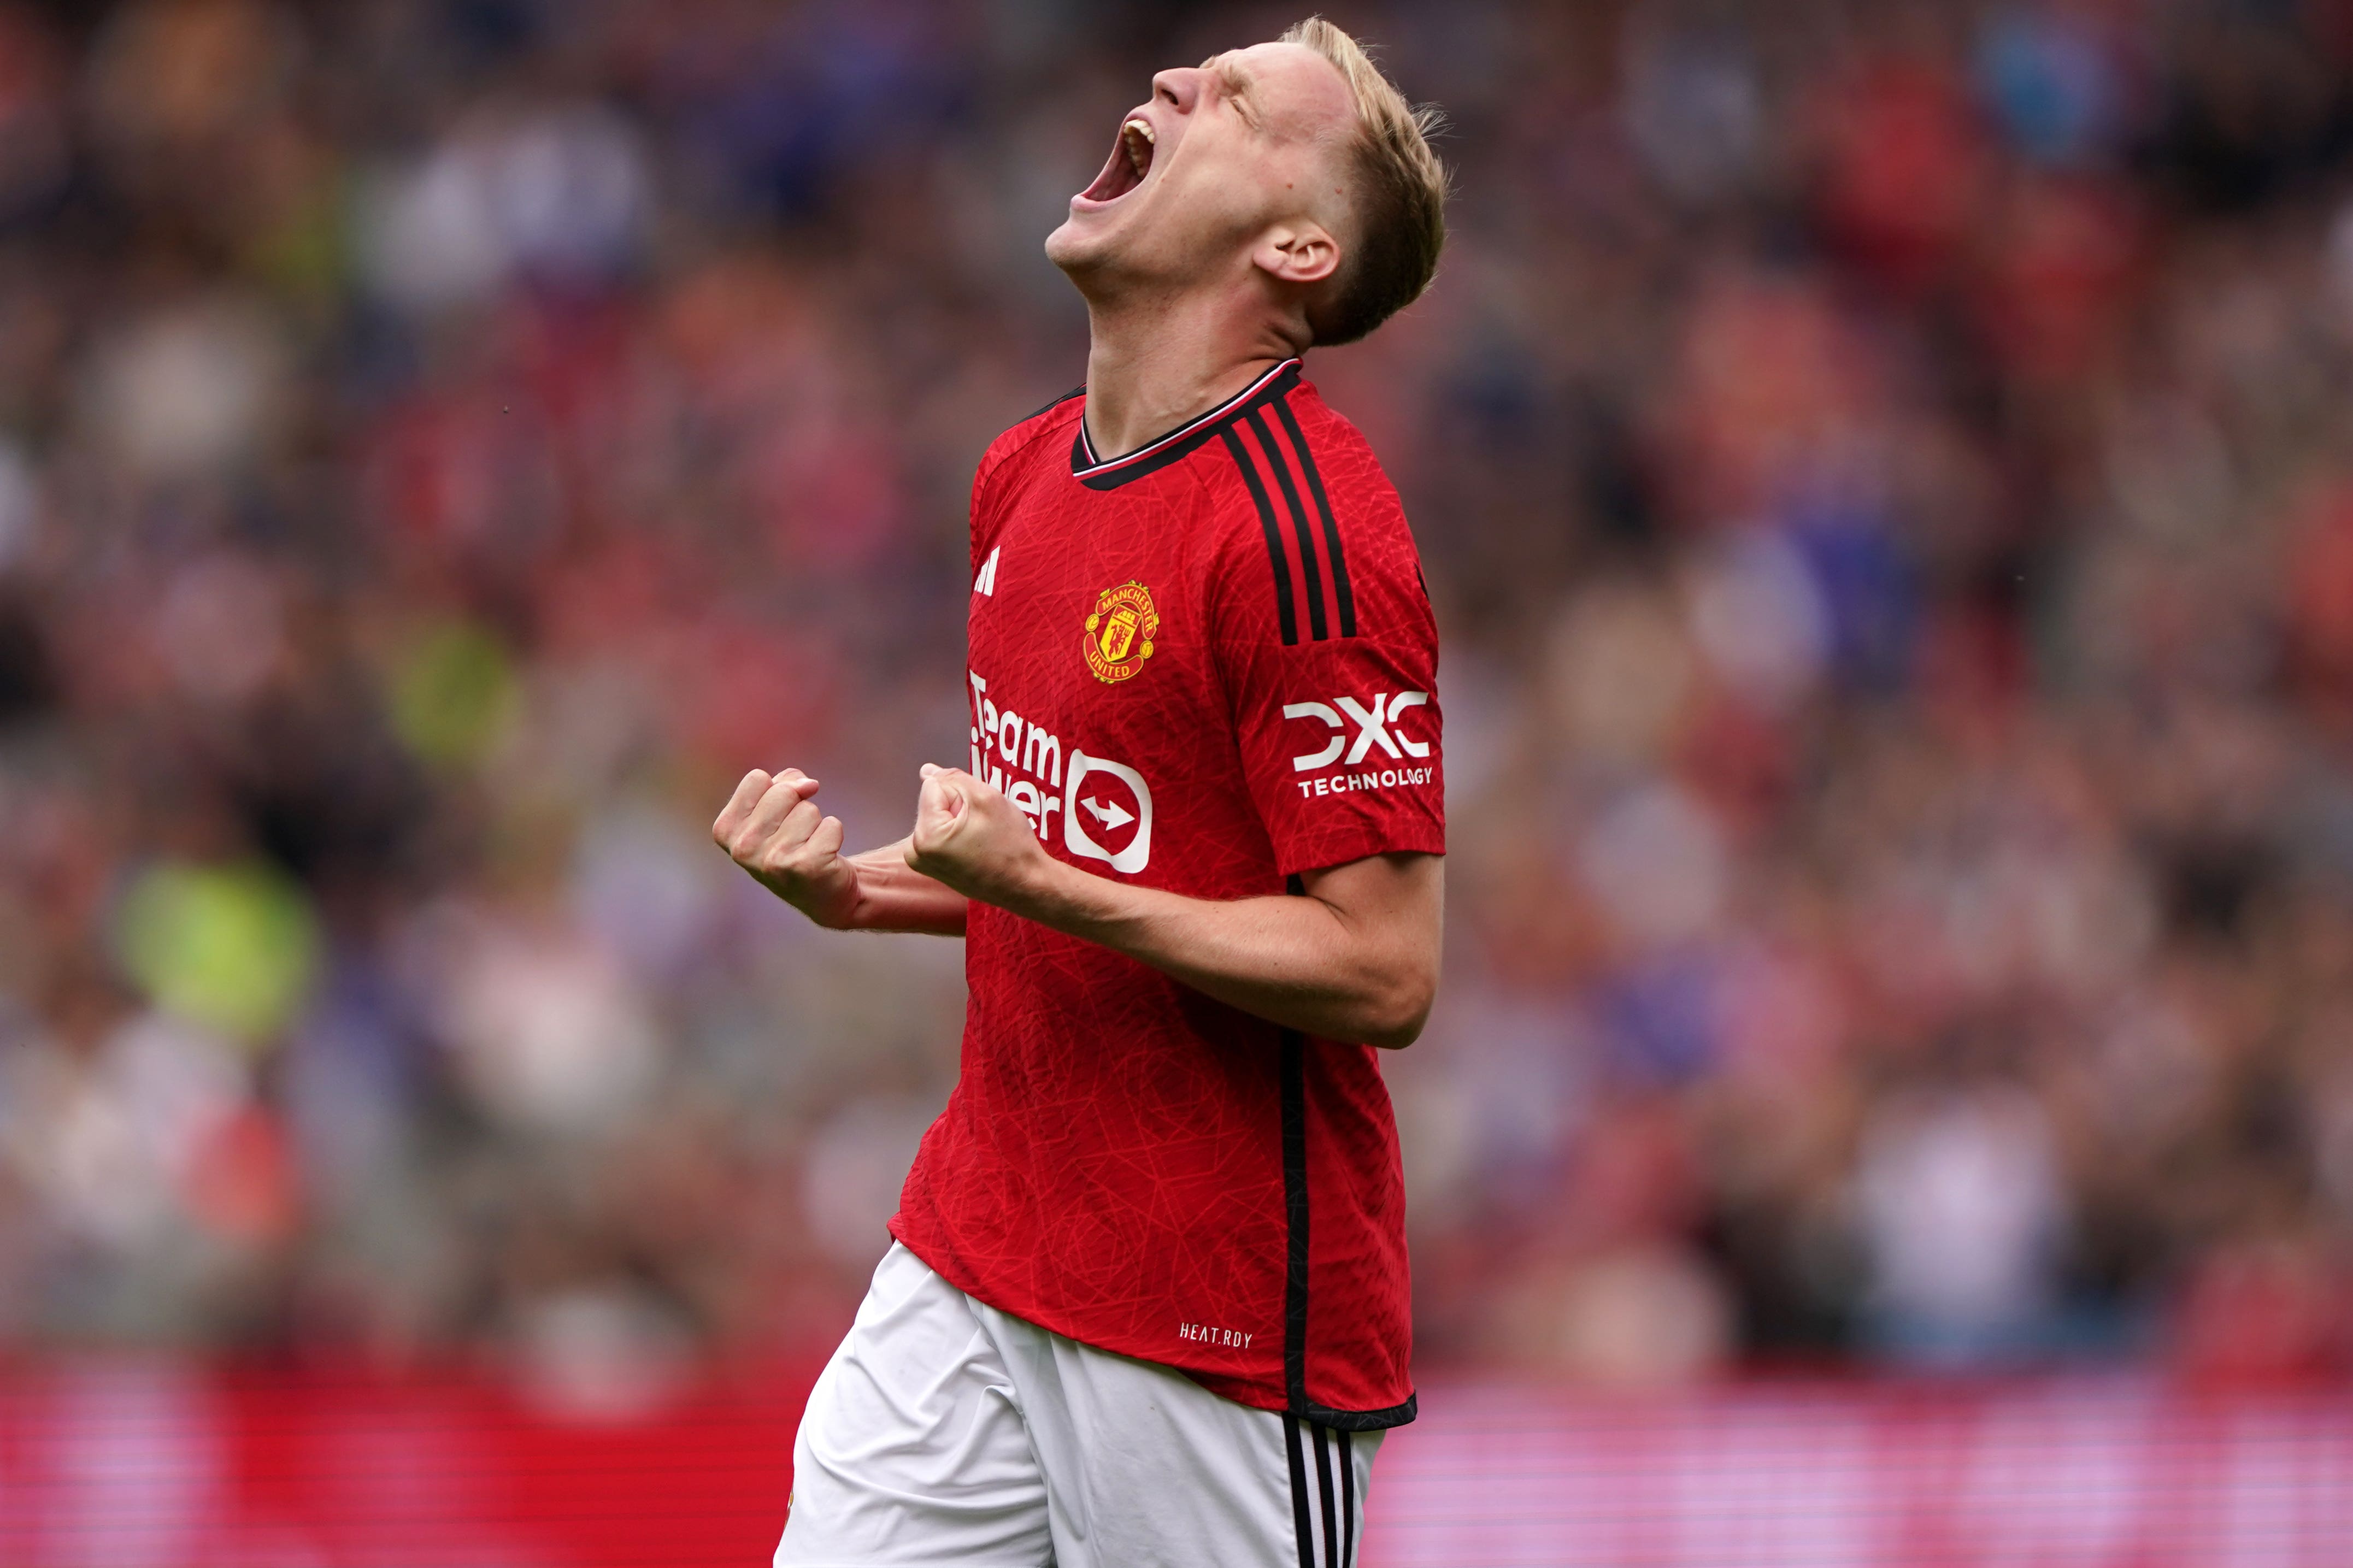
[1173,145,1280,230]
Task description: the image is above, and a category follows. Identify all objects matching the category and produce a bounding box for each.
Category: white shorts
[775,1242,1380,1568]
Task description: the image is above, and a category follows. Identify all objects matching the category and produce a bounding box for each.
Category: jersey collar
[1071,359,1303,491]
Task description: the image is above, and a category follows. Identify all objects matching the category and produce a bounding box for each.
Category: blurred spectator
[1856,1081,2068,1364]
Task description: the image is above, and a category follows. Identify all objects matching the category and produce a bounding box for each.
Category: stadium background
[0,0,2349,1561]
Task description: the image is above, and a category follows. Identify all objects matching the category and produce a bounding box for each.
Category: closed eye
[1198,55,1260,127]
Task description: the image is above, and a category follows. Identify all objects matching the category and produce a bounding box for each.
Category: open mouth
[1078,115,1156,204]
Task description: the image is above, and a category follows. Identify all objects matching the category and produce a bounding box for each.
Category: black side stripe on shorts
[1338,1429,1356,1567]
[1284,1414,1316,1568]
[1285,1416,1358,1568]
[1312,1422,1340,1568]
[1272,398,1356,638]
[1226,428,1298,647]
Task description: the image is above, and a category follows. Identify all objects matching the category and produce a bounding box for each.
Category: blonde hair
[1281,16,1450,345]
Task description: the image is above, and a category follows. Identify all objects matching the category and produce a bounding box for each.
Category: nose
[1149,66,1200,114]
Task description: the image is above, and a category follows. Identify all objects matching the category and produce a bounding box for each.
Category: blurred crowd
[1,0,2351,1398]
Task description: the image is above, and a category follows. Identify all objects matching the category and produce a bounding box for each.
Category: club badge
[1083,581,1160,684]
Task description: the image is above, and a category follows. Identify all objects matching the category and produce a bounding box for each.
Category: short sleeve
[1209,419,1444,877]
[971,391,1082,582]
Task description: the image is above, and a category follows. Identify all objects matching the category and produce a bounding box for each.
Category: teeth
[1122,118,1154,176]
[1125,118,1155,144]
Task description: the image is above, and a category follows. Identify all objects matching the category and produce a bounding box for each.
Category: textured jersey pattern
[889,366,1442,1425]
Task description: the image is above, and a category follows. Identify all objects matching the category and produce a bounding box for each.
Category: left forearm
[904,764,1441,1047]
[998,857,1433,1048]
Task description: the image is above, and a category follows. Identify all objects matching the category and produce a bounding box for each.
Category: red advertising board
[1,1365,2346,1566]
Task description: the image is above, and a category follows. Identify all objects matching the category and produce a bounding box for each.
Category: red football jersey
[889,359,1443,1428]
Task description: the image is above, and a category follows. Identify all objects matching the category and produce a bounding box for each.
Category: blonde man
[719,20,1450,1567]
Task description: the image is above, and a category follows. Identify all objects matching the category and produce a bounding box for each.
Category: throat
[1080,303,1304,462]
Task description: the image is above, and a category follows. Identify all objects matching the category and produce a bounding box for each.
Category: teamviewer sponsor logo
[967,669,1154,873]
[1061,751,1151,873]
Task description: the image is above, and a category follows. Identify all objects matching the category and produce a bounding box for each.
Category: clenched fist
[714,768,860,928]
[905,764,1055,909]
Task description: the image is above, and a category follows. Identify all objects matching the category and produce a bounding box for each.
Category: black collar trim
[1070,360,1302,491]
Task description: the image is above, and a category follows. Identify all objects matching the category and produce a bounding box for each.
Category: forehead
[1208,40,1353,137]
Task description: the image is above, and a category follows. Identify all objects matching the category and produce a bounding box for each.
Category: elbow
[1361,966,1437,1051]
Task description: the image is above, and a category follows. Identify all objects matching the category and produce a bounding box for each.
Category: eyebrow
[1201,52,1261,127]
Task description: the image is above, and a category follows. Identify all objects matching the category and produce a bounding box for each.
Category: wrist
[792,865,867,931]
[809,888,862,930]
[987,843,1073,924]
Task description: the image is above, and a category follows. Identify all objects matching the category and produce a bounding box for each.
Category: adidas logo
[974,546,1001,597]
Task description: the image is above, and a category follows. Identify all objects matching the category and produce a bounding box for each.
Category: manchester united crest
[1083,580,1160,684]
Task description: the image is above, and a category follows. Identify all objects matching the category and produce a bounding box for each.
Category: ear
[1251,221,1342,288]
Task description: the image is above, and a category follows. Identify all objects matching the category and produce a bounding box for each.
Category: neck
[1078,280,1302,460]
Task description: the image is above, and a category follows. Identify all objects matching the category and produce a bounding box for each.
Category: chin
[1045,214,1118,277]
[1043,218,1087,267]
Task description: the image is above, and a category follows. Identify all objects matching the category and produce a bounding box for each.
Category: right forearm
[837,840,969,934]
